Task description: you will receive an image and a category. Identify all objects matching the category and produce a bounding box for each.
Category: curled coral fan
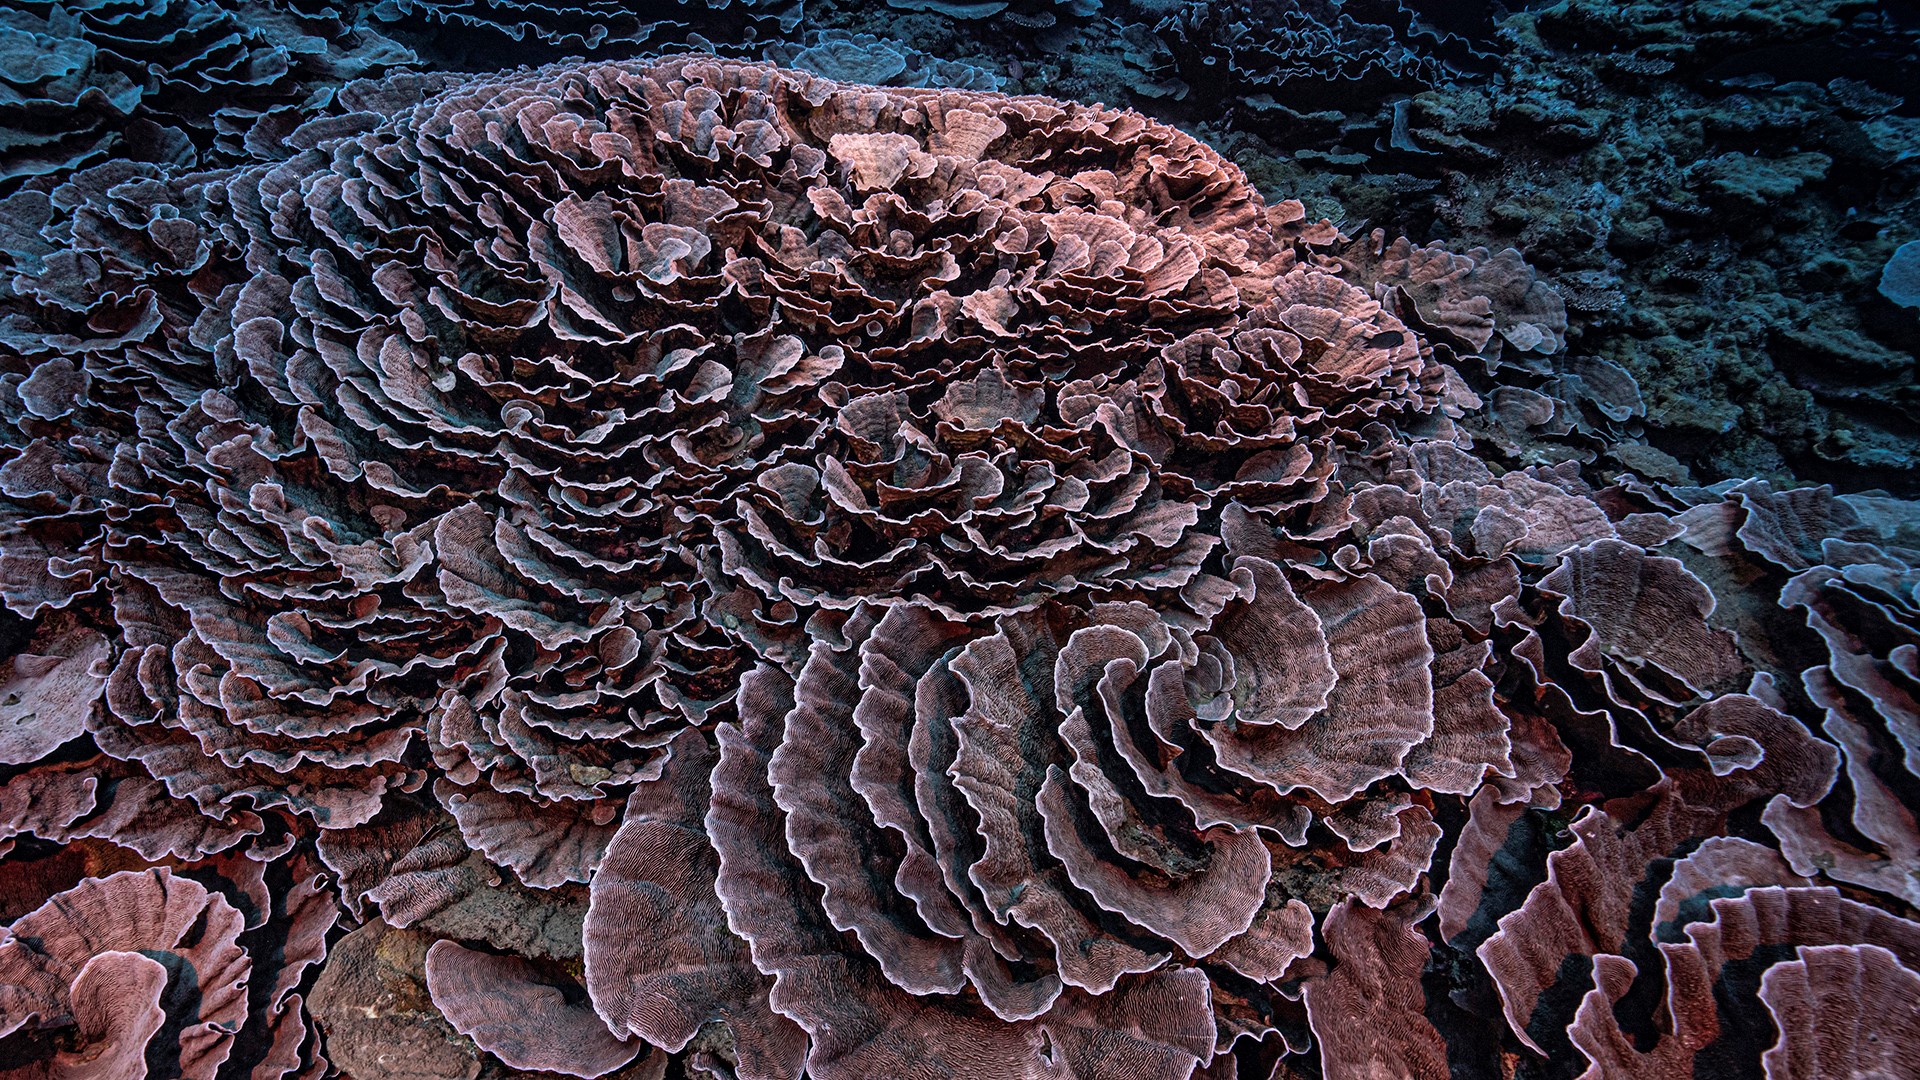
[0,0,411,185]
[0,55,1916,1080]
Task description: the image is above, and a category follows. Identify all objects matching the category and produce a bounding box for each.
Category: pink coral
[0,55,1916,1080]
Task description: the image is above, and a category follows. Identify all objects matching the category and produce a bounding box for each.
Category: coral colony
[0,4,1916,1080]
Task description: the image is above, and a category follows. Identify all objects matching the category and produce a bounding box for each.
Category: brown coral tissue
[2,55,1918,1080]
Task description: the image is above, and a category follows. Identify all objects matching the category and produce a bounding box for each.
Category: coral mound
[0,55,1916,1080]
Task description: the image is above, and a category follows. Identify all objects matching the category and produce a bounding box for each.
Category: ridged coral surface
[0,53,1916,1080]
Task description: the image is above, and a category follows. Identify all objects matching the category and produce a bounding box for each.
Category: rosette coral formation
[0,0,413,186]
[0,55,1915,1080]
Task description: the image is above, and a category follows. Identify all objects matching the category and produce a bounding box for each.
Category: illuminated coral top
[0,57,1915,1080]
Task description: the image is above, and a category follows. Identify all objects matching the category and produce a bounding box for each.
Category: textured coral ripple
[0,56,1916,1080]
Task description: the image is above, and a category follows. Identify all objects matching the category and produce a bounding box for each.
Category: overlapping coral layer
[0,57,1916,1080]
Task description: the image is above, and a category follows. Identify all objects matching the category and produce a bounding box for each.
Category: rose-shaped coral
[1,54,1918,1080]
[0,55,1363,865]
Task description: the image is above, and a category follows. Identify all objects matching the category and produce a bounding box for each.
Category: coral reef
[1271,0,1920,491]
[29,0,1893,513]
[0,51,1915,1080]
[0,0,412,184]
[363,0,800,67]
[726,0,1920,493]
[1144,0,1453,113]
